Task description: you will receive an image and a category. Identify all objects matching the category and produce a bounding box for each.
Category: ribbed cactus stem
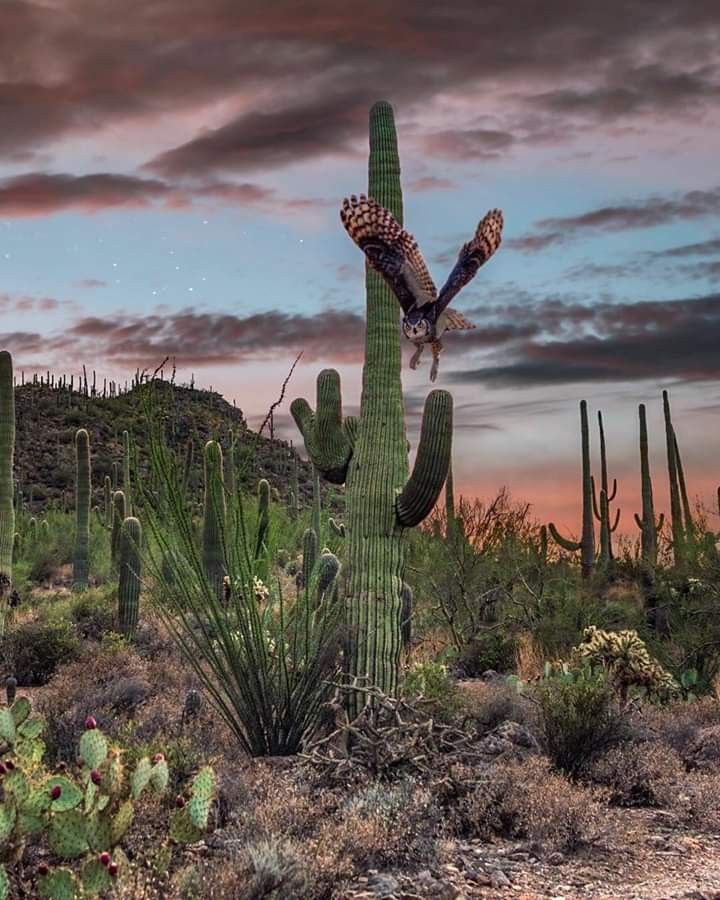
[122,430,132,515]
[662,391,685,565]
[111,490,126,564]
[255,478,270,558]
[202,441,226,594]
[312,465,322,546]
[72,428,91,591]
[103,475,112,528]
[549,399,595,578]
[329,517,345,537]
[311,550,340,606]
[0,351,14,634]
[118,516,142,637]
[592,411,618,562]
[673,429,696,547]
[292,102,453,705]
[400,582,413,648]
[635,403,661,567]
[302,527,318,590]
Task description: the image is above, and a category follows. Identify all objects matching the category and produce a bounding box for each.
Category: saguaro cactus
[202,441,226,593]
[549,400,595,578]
[591,412,620,568]
[118,516,142,637]
[0,351,14,633]
[291,102,453,703]
[634,403,663,568]
[255,478,270,559]
[73,428,91,591]
[111,490,126,565]
[662,391,685,565]
[122,429,132,515]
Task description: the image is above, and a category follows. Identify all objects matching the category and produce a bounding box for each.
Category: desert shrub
[456,757,611,852]
[465,680,535,733]
[536,667,623,775]
[586,740,684,807]
[635,697,720,763]
[671,770,720,833]
[402,660,461,719]
[456,629,516,676]
[240,837,313,900]
[2,618,80,685]
[70,590,115,639]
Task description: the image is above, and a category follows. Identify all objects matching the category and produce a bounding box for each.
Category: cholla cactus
[572,625,679,701]
[0,696,215,898]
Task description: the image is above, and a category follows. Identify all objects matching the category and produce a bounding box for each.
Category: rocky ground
[341,809,720,900]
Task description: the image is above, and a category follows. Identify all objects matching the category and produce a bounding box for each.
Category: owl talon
[429,360,439,382]
[409,345,424,370]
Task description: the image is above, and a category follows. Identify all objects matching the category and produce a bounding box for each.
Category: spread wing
[436,208,503,315]
[340,194,437,314]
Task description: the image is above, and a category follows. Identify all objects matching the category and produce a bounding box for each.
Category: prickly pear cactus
[0,696,215,897]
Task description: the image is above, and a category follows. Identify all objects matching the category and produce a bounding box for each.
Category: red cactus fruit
[108,862,119,878]
[99,852,111,867]
[84,716,97,730]
[90,769,102,785]
[38,863,49,876]
[175,794,186,808]
[50,785,62,800]
[153,752,165,763]
[4,760,14,771]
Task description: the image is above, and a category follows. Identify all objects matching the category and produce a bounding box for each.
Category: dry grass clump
[454,757,614,853]
[461,679,535,733]
[669,770,720,833]
[586,740,685,807]
[636,697,720,761]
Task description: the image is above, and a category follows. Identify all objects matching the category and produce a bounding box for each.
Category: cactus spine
[549,400,595,578]
[72,428,91,591]
[634,404,663,567]
[0,350,14,634]
[202,441,226,594]
[118,516,142,637]
[291,102,453,704]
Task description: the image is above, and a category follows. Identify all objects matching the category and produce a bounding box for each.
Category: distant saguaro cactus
[72,428,91,591]
[549,400,595,579]
[202,440,226,594]
[111,490,126,565]
[0,350,13,634]
[634,404,663,568]
[118,516,142,637]
[122,429,132,515]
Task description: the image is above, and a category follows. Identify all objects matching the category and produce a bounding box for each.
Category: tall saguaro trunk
[292,102,453,708]
[0,351,14,634]
[634,403,663,568]
[72,428,91,591]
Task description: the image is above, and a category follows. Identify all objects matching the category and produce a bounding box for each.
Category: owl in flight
[340,195,503,381]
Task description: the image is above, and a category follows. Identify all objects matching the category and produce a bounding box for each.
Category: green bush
[535,667,623,776]
[2,620,80,685]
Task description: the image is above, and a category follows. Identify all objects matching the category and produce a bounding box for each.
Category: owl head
[402,309,432,342]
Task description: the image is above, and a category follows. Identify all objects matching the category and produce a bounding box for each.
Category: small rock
[547,851,565,866]
[368,873,400,898]
[489,868,512,889]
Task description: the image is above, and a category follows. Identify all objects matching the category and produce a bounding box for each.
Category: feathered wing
[340,194,437,314]
[443,310,476,331]
[436,208,503,315]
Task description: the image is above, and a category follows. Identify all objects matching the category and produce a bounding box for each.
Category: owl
[340,194,503,381]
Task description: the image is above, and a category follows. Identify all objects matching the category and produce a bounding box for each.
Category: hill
[13,378,318,512]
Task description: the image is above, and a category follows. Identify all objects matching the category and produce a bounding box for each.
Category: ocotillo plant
[118,516,142,637]
[0,351,14,633]
[224,428,237,500]
[591,411,620,568]
[111,490,126,565]
[549,400,595,578]
[291,101,453,704]
[72,428,91,591]
[122,429,132,515]
[663,390,685,565]
[634,403,663,568]
[202,440,226,594]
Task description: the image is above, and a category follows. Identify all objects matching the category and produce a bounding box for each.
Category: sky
[1,0,720,537]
